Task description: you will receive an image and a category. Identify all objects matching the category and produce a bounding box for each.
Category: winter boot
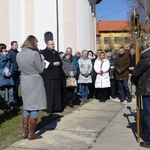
[28,117,42,140]
[22,115,29,139]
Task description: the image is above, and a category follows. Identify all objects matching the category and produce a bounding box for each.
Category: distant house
[0,0,102,53]
[96,20,132,52]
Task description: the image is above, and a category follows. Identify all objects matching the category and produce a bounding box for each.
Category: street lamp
[131,8,140,38]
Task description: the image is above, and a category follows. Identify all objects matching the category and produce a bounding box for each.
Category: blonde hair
[99,51,106,60]
[21,35,38,49]
[81,49,88,56]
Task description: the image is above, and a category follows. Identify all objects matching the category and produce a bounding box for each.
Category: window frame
[124,37,131,44]
[114,37,121,44]
[104,37,110,44]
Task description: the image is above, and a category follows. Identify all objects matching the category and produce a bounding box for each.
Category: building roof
[97,20,131,33]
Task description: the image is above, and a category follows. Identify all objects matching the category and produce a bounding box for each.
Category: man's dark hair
[97,49,102,52]
[44,31,53,44]
[0,43,6,52]
[11,41,17,46]
[119,47,124,50]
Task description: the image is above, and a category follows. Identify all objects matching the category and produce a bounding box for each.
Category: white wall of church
[9,0,25,50]
[77,0,93,52]
[0,0,97,52]
[34,0,57,50]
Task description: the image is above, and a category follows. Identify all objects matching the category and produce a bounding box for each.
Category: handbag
[66,77,77,88]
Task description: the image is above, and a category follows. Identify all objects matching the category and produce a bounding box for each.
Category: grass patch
[0,88,82,150]
[0,86,51,150]
[0,101,50,150]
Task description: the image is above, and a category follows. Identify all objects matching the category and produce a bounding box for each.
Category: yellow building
[96,20,132,52]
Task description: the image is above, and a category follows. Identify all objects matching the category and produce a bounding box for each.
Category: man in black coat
[133,36,150,148]
[41,32,62,114]
[9,41,20,102]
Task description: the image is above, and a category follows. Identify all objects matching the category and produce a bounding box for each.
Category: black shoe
[102,100,106,103]
[127,99,132,103]
[140,141,150,148]
[120,99,124,102]
[111,96,116,99]
[99,100,105,103]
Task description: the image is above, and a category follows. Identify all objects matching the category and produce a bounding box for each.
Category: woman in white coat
[94,51,110,102]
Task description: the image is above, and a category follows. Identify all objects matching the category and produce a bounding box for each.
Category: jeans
[0,86,14,109]
[23,110,39,118]
[81,84,89,99]
[118,80,132,100]
[143,96,150,131]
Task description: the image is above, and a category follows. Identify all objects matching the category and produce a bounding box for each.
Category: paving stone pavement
[4,98,147,150]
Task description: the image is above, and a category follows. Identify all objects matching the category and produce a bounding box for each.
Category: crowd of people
[0,32,136,140]
[0,41,20,111]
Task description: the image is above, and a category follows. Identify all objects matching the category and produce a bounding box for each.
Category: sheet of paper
[43,60,50,69]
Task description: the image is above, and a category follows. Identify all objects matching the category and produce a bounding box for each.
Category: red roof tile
[97,20,131,32]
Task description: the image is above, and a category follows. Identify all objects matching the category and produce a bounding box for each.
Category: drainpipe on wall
[56,0,59,52]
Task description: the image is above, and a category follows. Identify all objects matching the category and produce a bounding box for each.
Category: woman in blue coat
[0,43,14,111]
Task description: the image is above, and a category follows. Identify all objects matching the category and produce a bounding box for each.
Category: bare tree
[127,0,150,21]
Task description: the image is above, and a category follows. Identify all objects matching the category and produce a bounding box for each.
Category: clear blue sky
[96,0,131,21]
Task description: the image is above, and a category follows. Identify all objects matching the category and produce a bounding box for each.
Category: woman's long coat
[94,59,110,88]
[61,55,77,87]
[78,57,92,84]
[17,47,47,110]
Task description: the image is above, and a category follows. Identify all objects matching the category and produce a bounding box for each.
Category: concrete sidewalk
[90,99,147,150]
[4,98,146,150]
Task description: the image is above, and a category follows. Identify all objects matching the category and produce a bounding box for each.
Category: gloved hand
[99,70,104,76]
[116,69,122,74]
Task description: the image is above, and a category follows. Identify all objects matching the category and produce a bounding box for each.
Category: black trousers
[110,79,117,98]
[88,83,95,98]
[66,87,74,99]
[97,88,110,102]
[13,73,20,102]
[44,79,62,113]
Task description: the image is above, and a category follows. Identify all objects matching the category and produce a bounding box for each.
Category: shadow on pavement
[123,106,149,143]
[36,116,62,136]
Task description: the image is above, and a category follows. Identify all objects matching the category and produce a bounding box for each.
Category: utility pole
[131,8,141,143]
